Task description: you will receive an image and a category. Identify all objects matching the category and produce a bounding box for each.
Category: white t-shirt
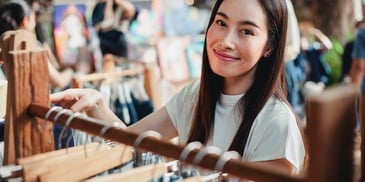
[165,81,305,172]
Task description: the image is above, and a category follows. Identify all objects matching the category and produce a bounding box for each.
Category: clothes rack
[71,61,158,109]
[1,30,360,182]
[71,63,145,89]
[28,103,301,182]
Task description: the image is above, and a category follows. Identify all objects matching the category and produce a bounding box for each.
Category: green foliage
[323,38,344,85]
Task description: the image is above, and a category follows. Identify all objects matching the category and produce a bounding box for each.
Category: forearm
[48,63,73,89]
[86,98,126,128]
[114,0,136,20]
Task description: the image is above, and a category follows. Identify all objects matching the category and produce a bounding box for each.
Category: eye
[216,19,226,27]
[240,29,254,36]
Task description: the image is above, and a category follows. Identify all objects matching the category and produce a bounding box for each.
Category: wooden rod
[73,64,144,83]
[28,103,303,182]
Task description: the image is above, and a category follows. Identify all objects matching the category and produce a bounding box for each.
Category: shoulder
[261,97,295,118]
[165,80,200,142]
[255,97,297,132]
[176,80,200,98]
[165,80,199,113]
[245,97,305,170]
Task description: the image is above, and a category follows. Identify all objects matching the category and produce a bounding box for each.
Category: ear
[21,16,28,28]
[263,49,272,57]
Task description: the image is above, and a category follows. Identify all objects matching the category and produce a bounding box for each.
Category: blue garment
[305,47,331,84]
[341,41,354,80]
[114,92,154,126]
[285,58,305,119]
[0,120,4,141]
[91,2,128,57]
[114,94,139,126]
[53,124,74,149]
[352,28,365,59]
[352,28,365,91]
[131,93,154,120]
[91,2,138,57]
[351,28,365,129]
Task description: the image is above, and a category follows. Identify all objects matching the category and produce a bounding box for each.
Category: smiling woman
[206,0,270,94]
[50,0,305,176]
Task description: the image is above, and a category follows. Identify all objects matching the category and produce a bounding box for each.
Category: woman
[0,0,74,90]
[51,0,305,175]
[91,0,137,58]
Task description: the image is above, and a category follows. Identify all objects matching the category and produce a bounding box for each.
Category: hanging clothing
[99,77,154,126]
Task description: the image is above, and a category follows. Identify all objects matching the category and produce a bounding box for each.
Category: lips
[214,49,240,62]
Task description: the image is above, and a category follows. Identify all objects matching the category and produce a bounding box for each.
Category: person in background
[28,0,68,76]
[51,0,305,175]
[342,19,365,82]
[283,0,305,120]
[91,0,137,59]
[350,22,365,91]
[0,0,74,90]
[302,27,333,85]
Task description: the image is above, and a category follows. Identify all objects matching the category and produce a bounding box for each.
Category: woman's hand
[50,88,117,121]
[50,88,102,111]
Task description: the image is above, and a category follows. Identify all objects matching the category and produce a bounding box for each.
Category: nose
[219,30,236,49]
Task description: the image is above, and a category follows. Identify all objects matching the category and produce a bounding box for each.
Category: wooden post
[306,85,357,182]
[4,50,54,164]
[1,30,54,164]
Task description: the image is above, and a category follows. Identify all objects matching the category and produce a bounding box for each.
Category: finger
[69,90,101,112]
[50,90,74,103]
[50,89,84,103]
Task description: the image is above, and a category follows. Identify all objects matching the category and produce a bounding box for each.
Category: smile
[213,49,240,62]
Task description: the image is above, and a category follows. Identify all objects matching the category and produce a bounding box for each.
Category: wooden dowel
[28,103,303,182]
[73,65,144,83]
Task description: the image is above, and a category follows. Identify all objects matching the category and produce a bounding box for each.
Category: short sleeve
[165,81,199,143]
[243,100,305,172]
[352,28,365,59]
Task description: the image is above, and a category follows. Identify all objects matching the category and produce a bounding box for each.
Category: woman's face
[206,0,269,92]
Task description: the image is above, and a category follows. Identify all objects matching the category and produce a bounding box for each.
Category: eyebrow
[216,12,261,29]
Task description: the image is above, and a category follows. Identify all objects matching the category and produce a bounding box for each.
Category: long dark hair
[0,1,32,35]
[187,0,289,155]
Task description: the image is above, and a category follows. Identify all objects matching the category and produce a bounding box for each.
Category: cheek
[242,39,267,58]
[206,25,224,44]
[236,43,265,68]
[206,27,215,46]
